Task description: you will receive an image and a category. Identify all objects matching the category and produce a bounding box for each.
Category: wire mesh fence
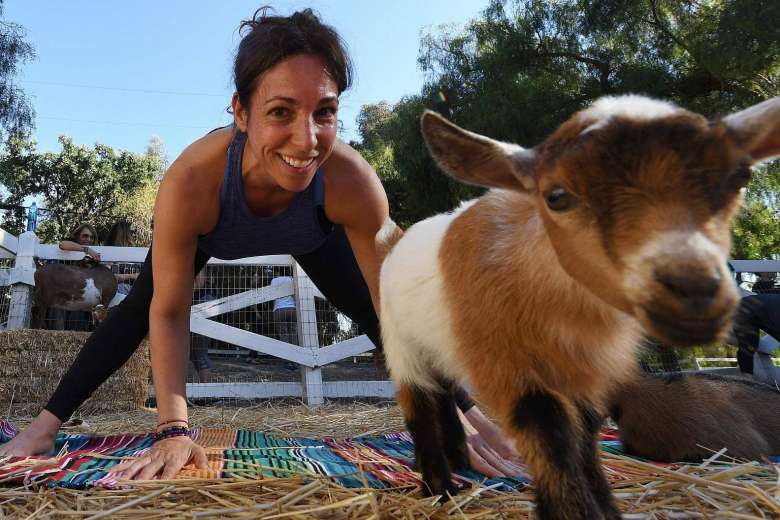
[0,258,14,329]
[182,262,381,393]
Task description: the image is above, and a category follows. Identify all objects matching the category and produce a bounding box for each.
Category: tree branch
[648,0,692,55]
[536,50,613,92]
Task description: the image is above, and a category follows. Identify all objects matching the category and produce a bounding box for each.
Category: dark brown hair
[234,6,353,109]
[70,223,98,244]
[105,220,133,247]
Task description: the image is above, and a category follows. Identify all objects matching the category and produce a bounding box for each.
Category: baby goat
[379,94,780,519]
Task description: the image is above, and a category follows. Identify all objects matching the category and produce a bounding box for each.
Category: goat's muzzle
[640,270,739,346]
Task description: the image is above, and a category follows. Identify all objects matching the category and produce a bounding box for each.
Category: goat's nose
[655,271,721,310]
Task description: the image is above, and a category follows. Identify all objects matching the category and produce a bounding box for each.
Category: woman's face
[76,228,95,246]
[233,53,339,193]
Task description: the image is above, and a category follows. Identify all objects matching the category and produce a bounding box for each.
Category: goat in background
[379,95,780,519]
[610,371,780,463]
[31,257,117,329]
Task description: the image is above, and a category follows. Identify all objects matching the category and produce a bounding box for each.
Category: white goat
[379,94,780,519]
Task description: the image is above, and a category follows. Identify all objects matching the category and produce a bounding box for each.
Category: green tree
[0,0,35,138]
[0,134,159,242]
[0,132,36,233]
[732,164,780,259]
[358,0,780,253]
[112,176,158,246]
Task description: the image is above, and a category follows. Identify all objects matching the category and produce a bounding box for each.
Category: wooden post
[7,231,38,330]
[293,261,324,406]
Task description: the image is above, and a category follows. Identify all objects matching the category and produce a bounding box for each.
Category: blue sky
[5,1,489,162]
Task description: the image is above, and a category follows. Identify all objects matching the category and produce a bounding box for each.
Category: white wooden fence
[0,228,394,405]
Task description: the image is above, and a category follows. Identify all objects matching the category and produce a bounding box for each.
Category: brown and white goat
[379,95,780,519]
[610,372,780,463]
[32,258,117,329]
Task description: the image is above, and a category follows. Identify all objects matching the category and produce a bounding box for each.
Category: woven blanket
[0,421,530,490]
[7,422,771,492]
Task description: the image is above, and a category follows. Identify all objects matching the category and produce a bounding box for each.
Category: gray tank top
[197,131,333,260]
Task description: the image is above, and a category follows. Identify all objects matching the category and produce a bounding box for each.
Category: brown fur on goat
[610,372,780,462]
[32,258,117,329]
[379,95,780,520]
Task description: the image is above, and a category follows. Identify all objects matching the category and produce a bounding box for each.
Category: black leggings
[45,226,472,420]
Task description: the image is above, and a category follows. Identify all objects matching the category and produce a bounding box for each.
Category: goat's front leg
[578,404,621,520]
[508,390,604,520]
[397,381,459,498]
[435,378,469,472]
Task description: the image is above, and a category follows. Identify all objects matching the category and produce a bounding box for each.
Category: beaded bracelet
[153,426,190,443]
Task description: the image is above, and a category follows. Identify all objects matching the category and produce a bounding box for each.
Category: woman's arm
[59,240,100,260]
[108,141,224,480]
[323,141,389,314]
[147,207,199,438]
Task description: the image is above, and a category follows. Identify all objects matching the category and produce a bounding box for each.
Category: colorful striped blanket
[0,420,533,490]
[11,422,771,492]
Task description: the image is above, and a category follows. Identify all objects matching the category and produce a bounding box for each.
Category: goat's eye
[544,187,575,212]
[730,164,752,190]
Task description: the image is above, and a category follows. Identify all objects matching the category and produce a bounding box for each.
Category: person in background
[104,220,141,296]
[53,223,101,330]
[270,268,299,371]
[190,268,213,383]
[751,272,778,294]
[59,223,100,261]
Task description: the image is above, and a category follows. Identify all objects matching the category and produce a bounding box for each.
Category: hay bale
[0,330,150,416]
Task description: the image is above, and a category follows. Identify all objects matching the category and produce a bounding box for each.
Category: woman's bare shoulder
[155,127,234,234]
[322,140,375,189]
[172,127,234,175]
[322,140,388,231]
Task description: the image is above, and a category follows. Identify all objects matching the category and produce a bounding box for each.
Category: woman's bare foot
[0,410,62,457]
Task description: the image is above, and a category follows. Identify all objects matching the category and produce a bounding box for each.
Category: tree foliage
[0,0,35,138]
[0,133,160,243]
[357,0,780,256]
[732,164,780,259]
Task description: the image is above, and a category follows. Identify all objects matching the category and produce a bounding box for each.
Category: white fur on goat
[580,95,682,134]
[55,278,103,311]
[379,94,780,518]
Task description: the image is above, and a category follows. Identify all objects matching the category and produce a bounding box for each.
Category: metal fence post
[293,261,324,406]
[7,231,38,330]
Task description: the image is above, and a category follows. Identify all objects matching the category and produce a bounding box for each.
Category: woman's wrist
[156,419,189,432]
[153,425,191,443]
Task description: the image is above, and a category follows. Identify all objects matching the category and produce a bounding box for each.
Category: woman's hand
[108,436,209,480]
[84,247,101,261]
[459,407,525,478]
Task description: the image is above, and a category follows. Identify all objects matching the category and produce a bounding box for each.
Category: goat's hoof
[421,473,459,500]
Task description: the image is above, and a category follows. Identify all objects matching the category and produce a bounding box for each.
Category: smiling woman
[0,6,516,483]
[0,6,379,470]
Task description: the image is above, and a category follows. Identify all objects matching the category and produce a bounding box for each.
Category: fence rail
[0,229,382,405]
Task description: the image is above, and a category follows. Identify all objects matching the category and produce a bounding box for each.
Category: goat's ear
[723,97,780,163]
[420,110,536,191]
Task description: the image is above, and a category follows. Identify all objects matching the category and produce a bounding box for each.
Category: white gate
[2,229,395,405]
